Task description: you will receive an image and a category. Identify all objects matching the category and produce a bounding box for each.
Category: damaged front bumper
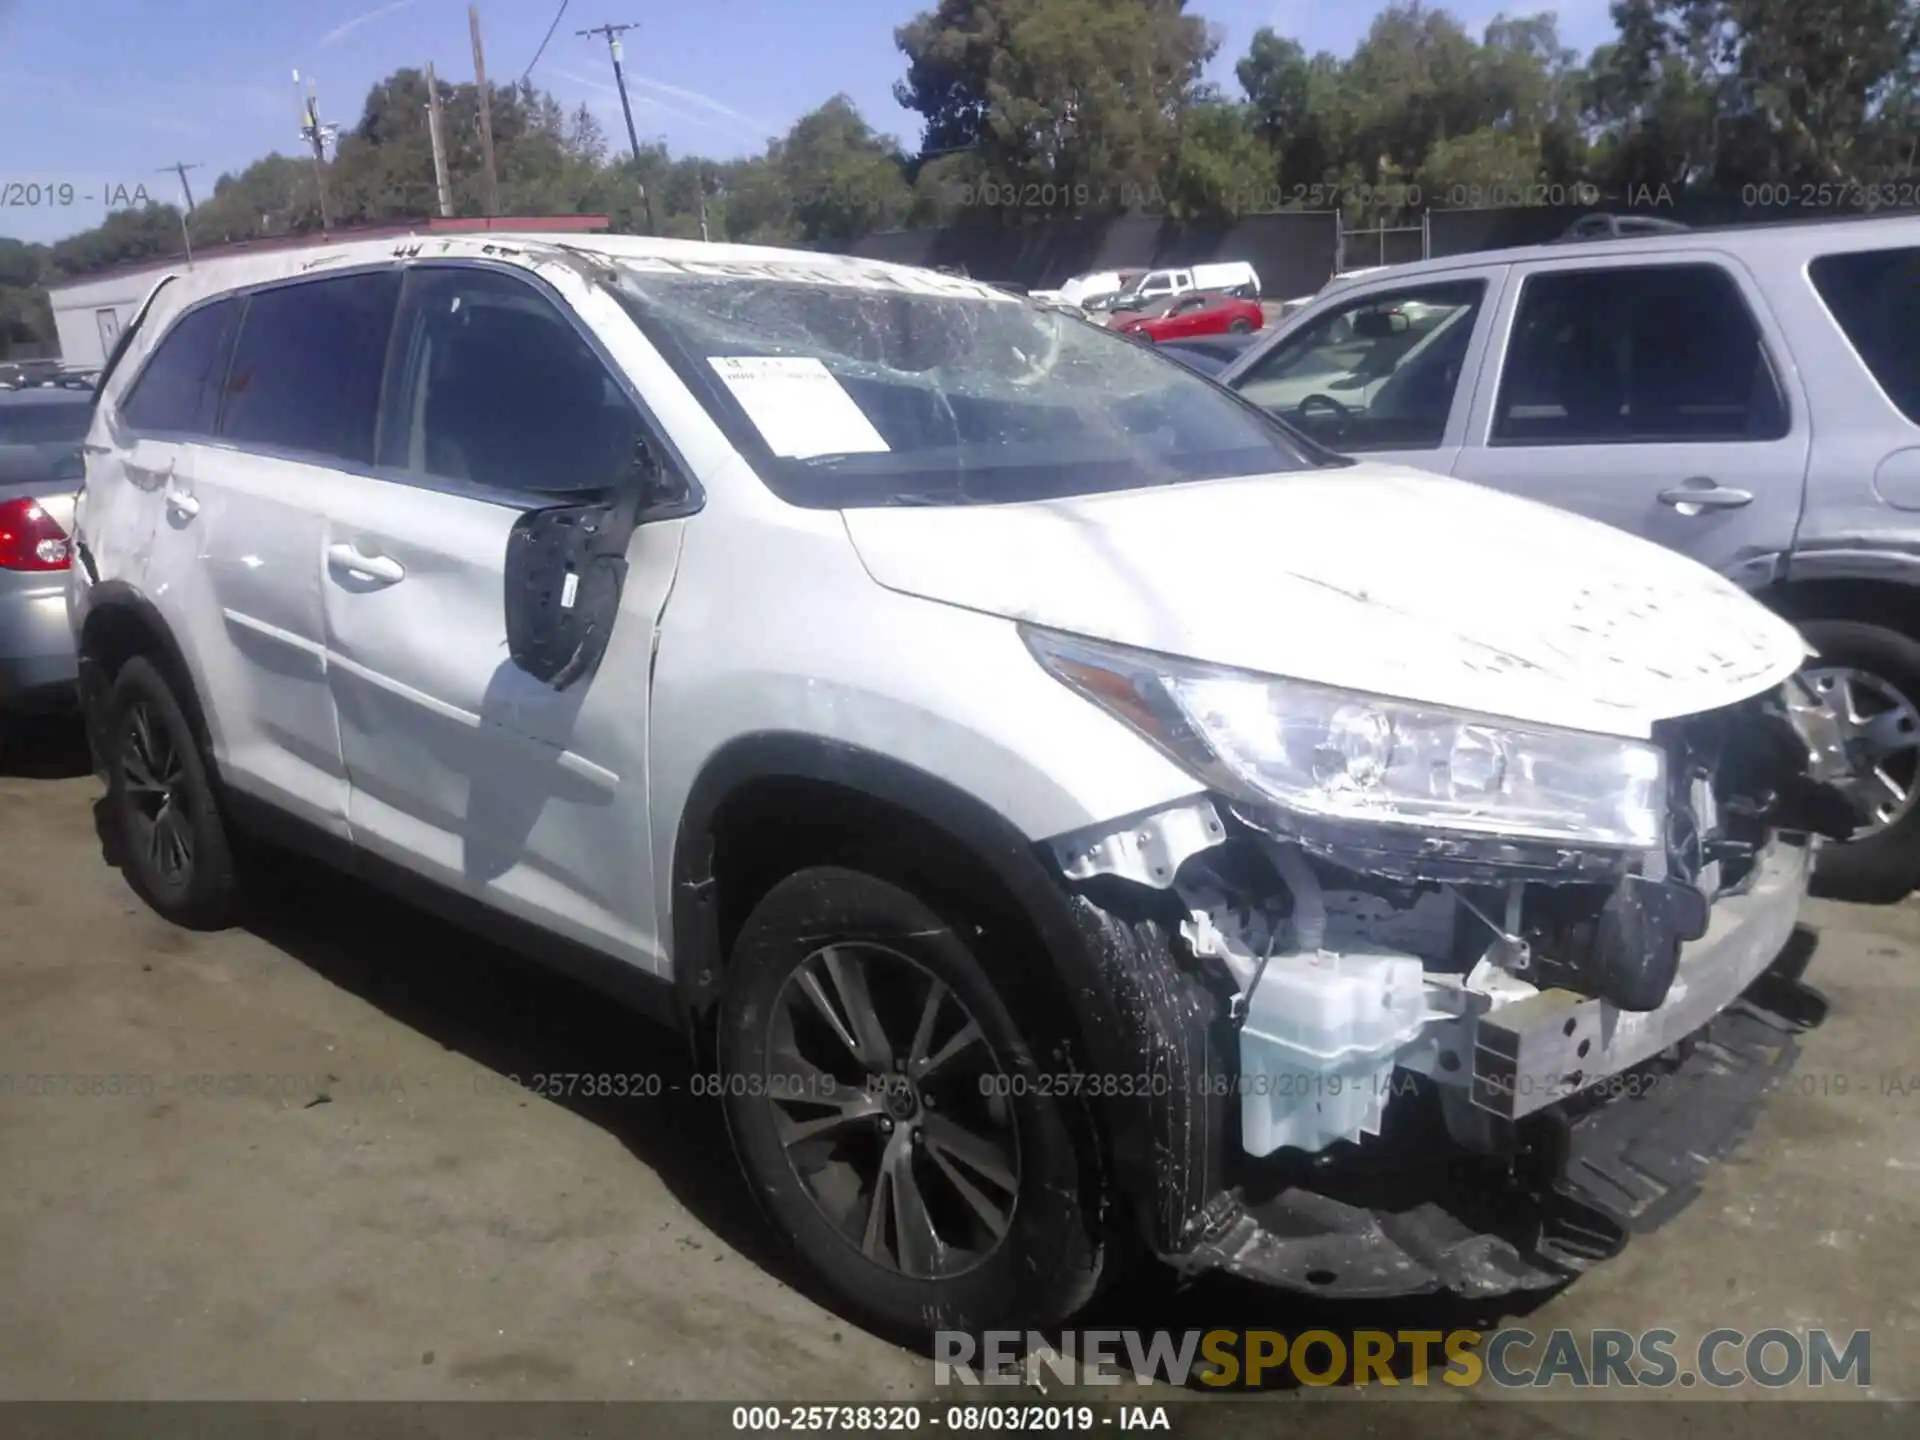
[1034,691,1837,1302]
[1445,837,1808,1121]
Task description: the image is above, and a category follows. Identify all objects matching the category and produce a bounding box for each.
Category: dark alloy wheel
[767,940,1019,1280]
[720,866,1106,1337]
[120,697,195,889]
[103,656,238,928]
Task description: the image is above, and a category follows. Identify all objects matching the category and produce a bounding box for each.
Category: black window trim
[1486,256,1794,449]
[114,256,702,515]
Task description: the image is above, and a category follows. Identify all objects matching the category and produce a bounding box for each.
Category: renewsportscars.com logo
[934,1328,1873,1390]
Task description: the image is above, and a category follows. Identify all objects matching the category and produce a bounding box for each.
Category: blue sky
[0,0,1621,245]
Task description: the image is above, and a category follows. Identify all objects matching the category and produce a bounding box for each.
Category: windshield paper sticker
[708,356,891,460]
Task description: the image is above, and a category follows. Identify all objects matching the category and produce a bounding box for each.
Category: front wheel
[718,866,1106,1338]
[1798,619,1920,902]
[1228,317,1254,334]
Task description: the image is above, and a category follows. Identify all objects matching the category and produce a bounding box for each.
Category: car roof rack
[1552,213,1692,243]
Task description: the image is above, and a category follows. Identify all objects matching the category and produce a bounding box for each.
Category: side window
[119,298,239,435]
[1809,246,1920,423]
[376,267,643,495]
[220,270,401,465]
[1232,280,1485,451]
[1492,263,1787,445]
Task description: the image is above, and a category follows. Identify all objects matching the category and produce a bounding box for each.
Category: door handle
[1657,480,1753,514]
[327,542,405,584]
[163,484,199,519]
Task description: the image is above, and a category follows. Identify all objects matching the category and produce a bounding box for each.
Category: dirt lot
[0,717,1914,1406]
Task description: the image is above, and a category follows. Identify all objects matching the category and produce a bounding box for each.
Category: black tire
[1800,618,1920,903]
[719,866,1106,1339]
[102,655,239,929]
[1228,317,1254,334]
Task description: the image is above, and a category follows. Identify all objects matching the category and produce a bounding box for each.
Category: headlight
[1024,628,1665,850]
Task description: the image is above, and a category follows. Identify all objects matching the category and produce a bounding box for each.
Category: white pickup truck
[1111,260,1261,307]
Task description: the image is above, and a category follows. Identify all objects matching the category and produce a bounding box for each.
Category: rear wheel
[718,866,1105,1337]
[1798,619,1920,902]
[102,656,238,928]
[1228,317,1254,334]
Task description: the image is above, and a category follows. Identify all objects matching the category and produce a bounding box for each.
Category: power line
[522,0,571,81]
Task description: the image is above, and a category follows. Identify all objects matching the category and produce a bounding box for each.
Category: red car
[1114,291,1264,343]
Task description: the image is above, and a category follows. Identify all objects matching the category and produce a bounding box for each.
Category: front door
[319,262,684,968]
[1447,252,1811,586]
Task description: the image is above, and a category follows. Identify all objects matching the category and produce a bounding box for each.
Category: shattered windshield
[607,256,1329,508]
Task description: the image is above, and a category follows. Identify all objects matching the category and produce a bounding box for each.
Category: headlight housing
[1025,628,1666,851]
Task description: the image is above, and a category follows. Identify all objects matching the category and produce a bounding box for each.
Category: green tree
[896,0,1215,217]
[775,95,913,243]
[1162,97,1277,218]
[1236,29,1344,191]
[0,238,54,356]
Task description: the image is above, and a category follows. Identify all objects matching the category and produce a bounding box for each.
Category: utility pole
[469,5,502,216]
[696,166,709,242]
[577,22,655,234]
[156,161,201,264]
[157,161,201,216]
[293,70,336,232]
[424,62,455,218]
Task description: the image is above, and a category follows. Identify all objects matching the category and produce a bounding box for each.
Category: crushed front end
[1031,632,1851,1300]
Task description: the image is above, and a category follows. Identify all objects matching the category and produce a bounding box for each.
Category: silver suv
[1221,215,1920,901]
[68,235,1845,1337]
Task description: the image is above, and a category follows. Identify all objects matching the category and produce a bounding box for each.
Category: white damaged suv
[68,235,1851,1336]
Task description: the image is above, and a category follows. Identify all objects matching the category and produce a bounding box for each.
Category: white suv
[68,234,1847,1337]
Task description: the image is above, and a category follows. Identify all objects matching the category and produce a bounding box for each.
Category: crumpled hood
[841,464,1810,739]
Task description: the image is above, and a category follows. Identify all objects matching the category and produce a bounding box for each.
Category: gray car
[0,389,88,714]
[1219,214,1920,901]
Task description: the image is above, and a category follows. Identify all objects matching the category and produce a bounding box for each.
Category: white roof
[112,231,988,316]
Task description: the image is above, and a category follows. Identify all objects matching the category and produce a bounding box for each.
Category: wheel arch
[669,732,1236,1256]
[669,733,1092,1055]
[1763,567,1920,642]
[75,582,220,764]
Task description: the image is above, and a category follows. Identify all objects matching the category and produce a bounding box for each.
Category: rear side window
[120,299,239,435]
[1810,246,1920,423]
[220,271,400,465]
[376,266,643,495]
[1493,263,1787,444]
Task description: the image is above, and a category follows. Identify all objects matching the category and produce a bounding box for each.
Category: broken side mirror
[503,433,693,690]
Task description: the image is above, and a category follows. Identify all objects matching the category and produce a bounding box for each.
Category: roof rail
[1553,213,1692,243]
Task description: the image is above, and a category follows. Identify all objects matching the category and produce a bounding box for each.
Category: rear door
[77,274,196,587]
[1448,253,1811,584]
[186,268,401,830]
[1225,270,1504,476]
[319,261,685,966]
